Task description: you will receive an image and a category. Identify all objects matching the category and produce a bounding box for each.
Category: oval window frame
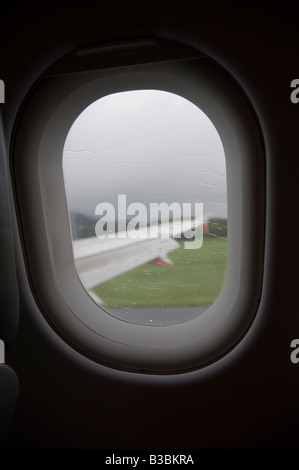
[12,50,265,374]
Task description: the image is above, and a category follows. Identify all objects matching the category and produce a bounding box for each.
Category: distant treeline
[70,211,228,240]
[69,212,95,240]
[207,218,227,237]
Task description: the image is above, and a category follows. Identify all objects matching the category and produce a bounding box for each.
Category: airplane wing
[73,235,179,290]
[73,217,207,295]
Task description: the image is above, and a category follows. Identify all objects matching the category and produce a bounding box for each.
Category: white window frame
[12,44,265,374]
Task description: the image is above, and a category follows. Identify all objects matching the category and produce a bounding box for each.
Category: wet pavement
[107,305,209,326]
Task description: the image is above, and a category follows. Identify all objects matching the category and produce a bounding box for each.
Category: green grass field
[92,236,227,308]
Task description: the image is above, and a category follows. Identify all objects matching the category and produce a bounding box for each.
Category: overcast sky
[62,90,227,222]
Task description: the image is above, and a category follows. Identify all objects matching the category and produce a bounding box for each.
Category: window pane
[62,90,227,325]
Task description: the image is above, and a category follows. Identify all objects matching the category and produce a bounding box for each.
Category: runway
[107,305,209,326]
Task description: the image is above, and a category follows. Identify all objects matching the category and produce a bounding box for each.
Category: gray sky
[62,90,227,221]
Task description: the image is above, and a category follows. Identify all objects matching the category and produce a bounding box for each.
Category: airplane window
[13,48,264,372]
[62,89,227,325]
